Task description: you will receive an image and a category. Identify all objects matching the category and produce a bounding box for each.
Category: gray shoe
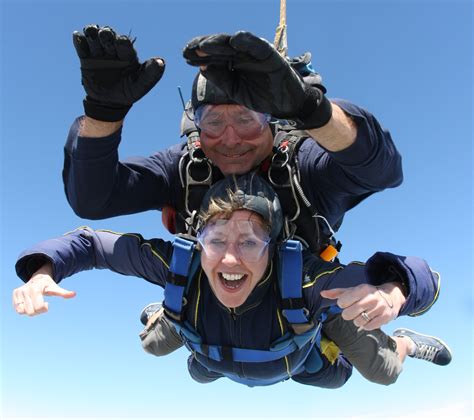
[393,328,452,366]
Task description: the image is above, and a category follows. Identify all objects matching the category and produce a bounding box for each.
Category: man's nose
[220,125,242,147]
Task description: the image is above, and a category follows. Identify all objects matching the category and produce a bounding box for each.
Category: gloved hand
[73,25,165,122]
[183,31,332,129]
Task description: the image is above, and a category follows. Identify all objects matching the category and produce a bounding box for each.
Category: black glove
[183,31,331,129]
[73,25,165,122]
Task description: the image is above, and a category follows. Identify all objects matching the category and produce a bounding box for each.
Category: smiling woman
[196,173,281,308]
[13,172,449,388]
[198,213,271,308]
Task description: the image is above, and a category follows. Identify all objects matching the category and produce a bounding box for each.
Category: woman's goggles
[197,219,270,263]
[194,104,271,139]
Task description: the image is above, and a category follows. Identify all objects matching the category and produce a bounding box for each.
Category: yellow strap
[320,335,341,365]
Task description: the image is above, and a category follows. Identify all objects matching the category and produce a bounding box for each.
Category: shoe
[393,328,452,366]
[140,302,163,326]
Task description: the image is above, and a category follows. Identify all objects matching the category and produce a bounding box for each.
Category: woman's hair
[198,173,283,242]
[199,188,272,235]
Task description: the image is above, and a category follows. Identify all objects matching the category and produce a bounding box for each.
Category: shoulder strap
[278,239,315,335]
[266,131,341,259]
[171,134,216,236]
[163,235,198,321]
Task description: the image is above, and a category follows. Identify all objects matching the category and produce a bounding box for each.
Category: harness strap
[279,240,314,332]
[164,236,197,319]
[187,321,321,363]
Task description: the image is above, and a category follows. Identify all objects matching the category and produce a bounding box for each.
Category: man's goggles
[194,104,271,139]
[197,219,270,263]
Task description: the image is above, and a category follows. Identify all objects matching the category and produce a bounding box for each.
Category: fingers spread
[141,58,165,83]
[98,26,117,56]
[115,35,138,62]
[72,32,90,59]
[184,34,234,66]
[83,24,104,58]
[230,31,274,60]
[197,34,234,56]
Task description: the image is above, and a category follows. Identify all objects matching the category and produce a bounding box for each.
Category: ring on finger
[15,302,25,306]
[360,311,371,322]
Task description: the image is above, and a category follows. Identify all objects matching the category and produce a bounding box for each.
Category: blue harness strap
[279,240,313,327]
[186,321,321,363]
[163,236,196,318]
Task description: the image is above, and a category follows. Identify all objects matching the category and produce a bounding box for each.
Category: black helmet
[199,172,283,242]
[191,72,236,111]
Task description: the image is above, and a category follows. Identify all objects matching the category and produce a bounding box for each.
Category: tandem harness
[162,235,328,386]
[164,127,341,261]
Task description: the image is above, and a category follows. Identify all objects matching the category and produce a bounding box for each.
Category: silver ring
[360,311,371,322]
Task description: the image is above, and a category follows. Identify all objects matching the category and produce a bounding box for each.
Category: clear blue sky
[1,0,472,419]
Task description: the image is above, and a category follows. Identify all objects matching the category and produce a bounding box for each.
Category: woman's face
[199,210,270,309]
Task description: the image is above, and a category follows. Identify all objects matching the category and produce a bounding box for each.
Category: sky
[0,0,472,419]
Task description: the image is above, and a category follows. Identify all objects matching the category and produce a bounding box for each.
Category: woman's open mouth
[219,272,247,291]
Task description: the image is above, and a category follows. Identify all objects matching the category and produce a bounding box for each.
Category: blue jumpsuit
[16,228,440,387]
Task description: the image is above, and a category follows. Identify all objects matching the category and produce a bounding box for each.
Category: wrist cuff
[291,90,333,129]
[83,97,131,122]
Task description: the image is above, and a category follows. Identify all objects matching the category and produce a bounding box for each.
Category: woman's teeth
[221,273,244,281]
[220,273,246,290]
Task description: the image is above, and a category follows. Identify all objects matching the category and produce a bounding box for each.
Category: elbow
[66,195,107,220]
[379,154,404,189]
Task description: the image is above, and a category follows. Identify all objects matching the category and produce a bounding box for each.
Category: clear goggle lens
[194,105,271,139]
[197,219,270,262]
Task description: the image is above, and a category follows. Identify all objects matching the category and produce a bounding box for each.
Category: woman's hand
[13,263,76,316]
[320,282,406,330]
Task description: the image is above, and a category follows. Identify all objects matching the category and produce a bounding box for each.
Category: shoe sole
[393,327,453,359]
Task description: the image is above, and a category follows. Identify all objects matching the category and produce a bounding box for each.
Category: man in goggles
[194,104,272,140]
[191,101,274,176]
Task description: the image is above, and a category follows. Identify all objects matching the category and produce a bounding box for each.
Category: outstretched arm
[13,262,76,316]
[320,282,406,330]
[14,228,173,316]
[304,252,441,330]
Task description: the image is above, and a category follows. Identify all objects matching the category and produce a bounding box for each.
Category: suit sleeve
[303,251,440,320]
[299,100,403,230]
[15,227,173,288]
[63,117,184,219]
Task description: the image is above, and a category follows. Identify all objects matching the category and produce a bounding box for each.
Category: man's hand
[13,263,76,316]
[320,282,407,330]
[73,24,165,122]
[183,31,332,129]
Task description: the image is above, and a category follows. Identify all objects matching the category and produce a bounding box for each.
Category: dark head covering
[199,172,283,242]
[191,72,236,111]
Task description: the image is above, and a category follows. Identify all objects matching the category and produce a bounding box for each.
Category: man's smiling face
[198,104,274,175]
